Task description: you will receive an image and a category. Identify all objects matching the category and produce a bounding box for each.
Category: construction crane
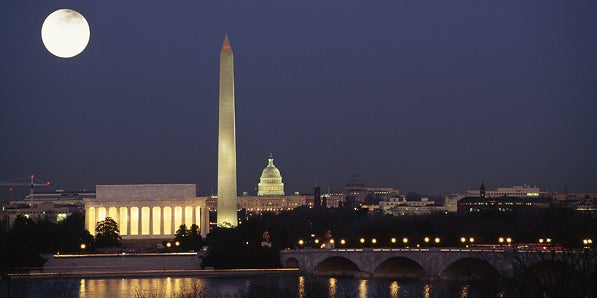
[0,174,52,197]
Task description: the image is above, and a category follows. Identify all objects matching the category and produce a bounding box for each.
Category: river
[2,275,503,297]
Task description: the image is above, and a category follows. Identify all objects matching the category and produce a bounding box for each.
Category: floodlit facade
[239,195,307,213]
[257,154,285,196]
[466,185,544,198]
[84,184,209,240]
[457,196,551,215]
[217,35,238,227]
[379,197,446,215]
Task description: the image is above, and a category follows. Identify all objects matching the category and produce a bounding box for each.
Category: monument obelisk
[217,35,238,227]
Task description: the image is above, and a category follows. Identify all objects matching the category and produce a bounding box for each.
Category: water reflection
[244,279,251,297]
[460,284,470,298]
[298,276,305,298]
[79,279,85,297]
[359,279,368,298]
[165,277,171,296]
[389,281,399,298]
[5,275,507,297]
[329,277,337,297]
[423,283,432,298]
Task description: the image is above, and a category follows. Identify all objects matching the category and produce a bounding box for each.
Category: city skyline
[1,2,596,199]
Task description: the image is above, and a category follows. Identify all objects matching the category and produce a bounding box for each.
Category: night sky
[1,1,596,199]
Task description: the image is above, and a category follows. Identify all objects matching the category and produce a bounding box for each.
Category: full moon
[41,9,90,58]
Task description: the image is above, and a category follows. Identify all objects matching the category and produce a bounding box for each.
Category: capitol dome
[257,154,285,196]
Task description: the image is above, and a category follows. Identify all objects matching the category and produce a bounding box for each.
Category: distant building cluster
[2,157,597,232]
[1,190,92,229]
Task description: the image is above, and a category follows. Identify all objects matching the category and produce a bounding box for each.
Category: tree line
[1,206,595,270]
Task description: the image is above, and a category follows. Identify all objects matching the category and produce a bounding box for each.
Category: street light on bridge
[498,236,513,246]
[403,237,408,246]
[460,236,475,247]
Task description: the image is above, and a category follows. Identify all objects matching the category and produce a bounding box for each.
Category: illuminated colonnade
[84,185,209,239]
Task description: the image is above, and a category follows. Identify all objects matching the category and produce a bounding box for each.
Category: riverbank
[5,252,298,280]
[7,268,299,280]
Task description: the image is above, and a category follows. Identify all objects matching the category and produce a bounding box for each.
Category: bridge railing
[283,247,512,253]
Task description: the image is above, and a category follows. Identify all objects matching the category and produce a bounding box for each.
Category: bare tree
[501,248,597,297]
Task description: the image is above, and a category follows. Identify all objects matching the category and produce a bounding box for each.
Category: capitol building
[209,155,318,214]
[257,154,285,196]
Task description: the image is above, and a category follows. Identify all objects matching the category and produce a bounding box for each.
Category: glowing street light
[539,238,544,244]
[498,237,504,244]
[469,237,475,243]
[298,239,304,246]
[391,237,397,244]
[371,238,377,245]
[402,237,409,245]
[340,239,346,245]
[460,237,467,244]
[506,237,512,244]
[166,242,172,248]
[360,238,365,244]
[175,241,180,247]
[424,237,430,244]
[330,239,335,244]
[80,243,86,250]
[434,237,440,244]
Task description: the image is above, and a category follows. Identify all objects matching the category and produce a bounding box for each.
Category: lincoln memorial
[84,184,209,240]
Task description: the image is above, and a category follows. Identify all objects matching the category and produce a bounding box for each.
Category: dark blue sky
[1,1,596,198]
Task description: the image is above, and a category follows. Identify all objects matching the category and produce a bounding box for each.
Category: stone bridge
[280,247,581,281]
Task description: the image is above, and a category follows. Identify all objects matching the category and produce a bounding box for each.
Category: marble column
[148,207,153,235]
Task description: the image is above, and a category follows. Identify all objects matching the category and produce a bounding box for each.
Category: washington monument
[217,35,238,227]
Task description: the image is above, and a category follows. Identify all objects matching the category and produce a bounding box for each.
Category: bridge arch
[314,256,361,277]
[284,257,299,268]
[373,256,428,279]
[440,257,500,281]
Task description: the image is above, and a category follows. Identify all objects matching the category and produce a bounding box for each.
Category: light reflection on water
[5,276,503,297]
[359,279,367,298]
[329,277,336,297]
[389,281,399,298]
[298,276,305,298]
[423,283,432,298]
[460,284,470,298]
